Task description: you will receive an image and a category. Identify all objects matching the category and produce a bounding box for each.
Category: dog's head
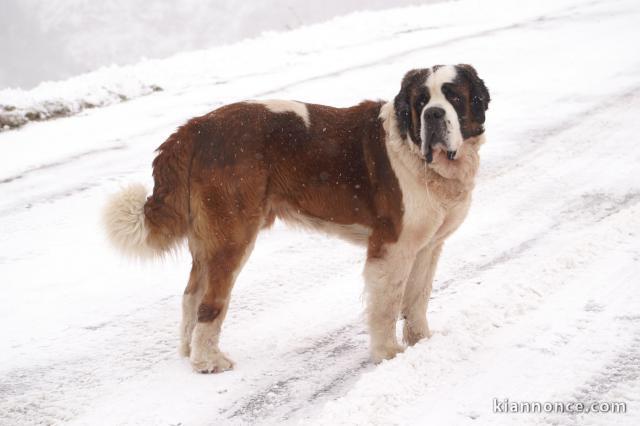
[393,64,490,162]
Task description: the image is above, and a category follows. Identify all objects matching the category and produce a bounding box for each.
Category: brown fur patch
[197,303,220,322]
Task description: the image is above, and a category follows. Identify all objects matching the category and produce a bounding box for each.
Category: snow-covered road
[1,0,639,424]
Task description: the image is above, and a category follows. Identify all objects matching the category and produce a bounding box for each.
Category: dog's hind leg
[401,242,443,346]
[189,233,258,373]
[179,259,205,357]
[187,184,264,374]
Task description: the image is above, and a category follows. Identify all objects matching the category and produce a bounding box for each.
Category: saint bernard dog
[104,64,490,373]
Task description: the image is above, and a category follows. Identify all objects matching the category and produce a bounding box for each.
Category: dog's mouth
[425,145,457,163]
[426,145,433,163]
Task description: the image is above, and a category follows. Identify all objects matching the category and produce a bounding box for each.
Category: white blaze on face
[420,65,463,155]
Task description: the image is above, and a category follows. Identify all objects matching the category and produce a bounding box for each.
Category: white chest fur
[380,102,476,250]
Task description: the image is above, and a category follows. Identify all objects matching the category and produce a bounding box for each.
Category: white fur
[180,285,204,357]
[401,243,442,345]
[189,321,234,373]
[249,99,310,128]
[380,102,444,240]
[364,244,414,362]
[421,65,463,154]
[102,183,156,259]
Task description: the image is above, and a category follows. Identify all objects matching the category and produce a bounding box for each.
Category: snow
[1,0,639,424]
[0,0,589,132]
[0,70,161,130]
[1,0,433,90]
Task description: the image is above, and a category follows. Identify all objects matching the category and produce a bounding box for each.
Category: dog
[104,64,490,373]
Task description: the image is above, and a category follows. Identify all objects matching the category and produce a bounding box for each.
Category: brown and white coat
[104,64,490,373]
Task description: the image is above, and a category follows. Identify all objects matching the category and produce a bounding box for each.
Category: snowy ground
[1,0,639,424]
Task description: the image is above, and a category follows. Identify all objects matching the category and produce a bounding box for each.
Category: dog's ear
[394,69,422,138]
[457,64,490,124]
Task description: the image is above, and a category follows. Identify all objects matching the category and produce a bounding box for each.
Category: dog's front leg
[364,243,416,363]
[402,242,443,346]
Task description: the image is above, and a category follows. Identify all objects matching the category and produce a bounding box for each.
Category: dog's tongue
[447,150,457,160]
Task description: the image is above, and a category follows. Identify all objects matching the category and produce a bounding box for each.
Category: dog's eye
[443,86,462,104]
[415,94,428,110]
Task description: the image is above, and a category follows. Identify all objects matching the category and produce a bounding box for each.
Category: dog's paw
[190,351,234,374]
[371,342,405,363]
[403,323,432,346]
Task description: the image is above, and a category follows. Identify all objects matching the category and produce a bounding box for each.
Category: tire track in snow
[436,190,640,294]
[226,324,370,423]
[0,145,126,186]
[541,294,640,425]
[0,294,181,425]
[574,328,640,402]
[479,82,640,184]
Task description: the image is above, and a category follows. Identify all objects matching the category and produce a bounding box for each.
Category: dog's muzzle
[423,107,456,163]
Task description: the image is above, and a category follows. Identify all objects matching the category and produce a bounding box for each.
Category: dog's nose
[424,107,445,120]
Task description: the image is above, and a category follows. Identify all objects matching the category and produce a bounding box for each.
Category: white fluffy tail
[103,183,156,259]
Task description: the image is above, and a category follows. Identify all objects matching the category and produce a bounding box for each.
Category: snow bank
[0,68,161,130]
